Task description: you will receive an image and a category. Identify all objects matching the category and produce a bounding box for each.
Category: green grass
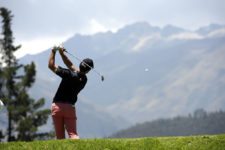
[1,134,225,150]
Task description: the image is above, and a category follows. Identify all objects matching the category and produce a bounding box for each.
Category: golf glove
[52,46,65,53]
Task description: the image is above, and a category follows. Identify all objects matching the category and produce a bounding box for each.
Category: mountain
[10,22,225,138]
[110,109,225,138]
[196,24,225,36]
[161,24,186,36]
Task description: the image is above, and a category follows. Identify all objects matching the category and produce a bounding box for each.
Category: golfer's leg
[64,106,79,139]
[51,103,65,139]
[52,116,65,139]
[65,117,79,139]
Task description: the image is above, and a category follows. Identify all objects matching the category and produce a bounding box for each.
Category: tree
[0,7,51,141]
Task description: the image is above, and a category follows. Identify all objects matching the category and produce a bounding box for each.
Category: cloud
[87,19,108,34]
[168,32,204,40]
[2,0,225,38]
[132,34,162,52]
[207,28,225,38]
[14,34,73,58]
[1,0,225,57]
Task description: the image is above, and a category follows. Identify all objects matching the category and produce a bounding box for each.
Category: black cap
[79,58,94,72]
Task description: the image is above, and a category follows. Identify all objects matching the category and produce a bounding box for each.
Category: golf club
[62,48,104,82]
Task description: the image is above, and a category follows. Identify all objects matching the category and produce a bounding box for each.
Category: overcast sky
[1,0,225,57]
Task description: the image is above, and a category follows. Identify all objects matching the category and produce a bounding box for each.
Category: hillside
[1,22,224,138]
[110,109,225,138]
[0,134,225,150]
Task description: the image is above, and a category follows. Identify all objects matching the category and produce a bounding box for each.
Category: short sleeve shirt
[53,66,87,105]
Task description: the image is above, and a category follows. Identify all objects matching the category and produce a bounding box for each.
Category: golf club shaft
[64,50,104,81]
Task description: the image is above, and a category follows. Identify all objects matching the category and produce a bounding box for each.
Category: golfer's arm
[48,51,58,72]
[59,51,78,72]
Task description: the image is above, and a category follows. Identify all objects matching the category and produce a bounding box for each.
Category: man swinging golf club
[48,46,94,139]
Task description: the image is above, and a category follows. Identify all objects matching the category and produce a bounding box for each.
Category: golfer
[48,46,94,139]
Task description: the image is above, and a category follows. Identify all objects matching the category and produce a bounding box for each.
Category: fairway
[0,134,225,150]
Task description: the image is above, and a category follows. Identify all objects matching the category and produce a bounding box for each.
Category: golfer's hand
[52,46,58,53]
[59,47,66,54]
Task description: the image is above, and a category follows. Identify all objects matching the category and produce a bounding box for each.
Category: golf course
[0,134,225,150]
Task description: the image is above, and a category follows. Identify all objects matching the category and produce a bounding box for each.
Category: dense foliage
[111,109,225,138]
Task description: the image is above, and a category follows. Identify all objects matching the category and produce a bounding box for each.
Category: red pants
[51,103,79,139]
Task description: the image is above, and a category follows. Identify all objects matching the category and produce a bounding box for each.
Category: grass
[0,134,225,150]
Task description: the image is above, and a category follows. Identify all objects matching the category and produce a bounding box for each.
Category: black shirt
[53,66,87,105]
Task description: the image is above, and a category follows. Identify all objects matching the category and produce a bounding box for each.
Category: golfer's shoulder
[56,66,68,73]
[71,70,81,78]
[55,66,74,77]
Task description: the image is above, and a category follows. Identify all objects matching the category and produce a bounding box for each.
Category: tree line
[0,7,51,142]
[110,109,225,138]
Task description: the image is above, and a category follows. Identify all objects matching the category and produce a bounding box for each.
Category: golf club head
[101,75,104,81]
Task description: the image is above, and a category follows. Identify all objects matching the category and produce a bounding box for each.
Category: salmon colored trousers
[51,103,79,139]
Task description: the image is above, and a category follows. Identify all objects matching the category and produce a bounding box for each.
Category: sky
[1,0,225,58]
